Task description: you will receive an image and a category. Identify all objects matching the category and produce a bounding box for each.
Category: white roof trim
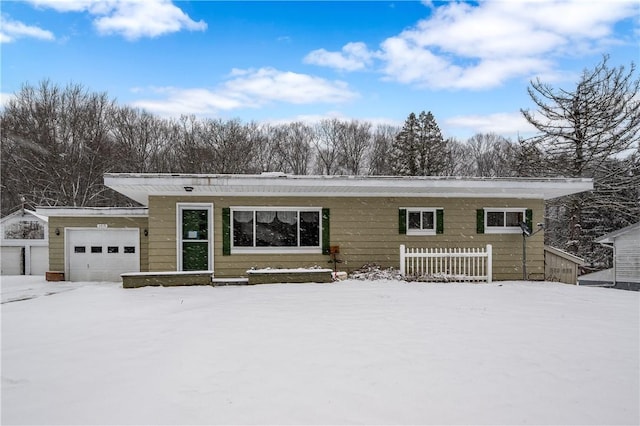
[36,207,148,217]
[104,173,594,206]
[1,209,49,223]
[544,245,585,265]
[595,222,640,244]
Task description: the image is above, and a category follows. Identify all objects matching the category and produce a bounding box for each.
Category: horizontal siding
[47,216,149,274]
[616,232,640,282]
[149,195,544,280]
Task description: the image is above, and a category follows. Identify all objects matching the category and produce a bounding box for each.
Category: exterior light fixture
[55,228,60,236]
[144,228,148,237]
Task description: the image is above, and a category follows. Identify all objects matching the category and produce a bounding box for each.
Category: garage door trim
[65,227,140,281]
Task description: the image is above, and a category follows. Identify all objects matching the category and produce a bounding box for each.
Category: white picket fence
[399,244,493,283]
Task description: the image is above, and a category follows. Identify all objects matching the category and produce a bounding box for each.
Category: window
[481,208,528,234]
[399,208,443,235]
[124,246,136,254]
[91,246,102,253]
[74,246,86,253]
[107,246,119,254]
[231,208,321,253]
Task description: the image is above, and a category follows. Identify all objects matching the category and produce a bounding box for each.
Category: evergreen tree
[390,111,449,176]
[390,112,419,175]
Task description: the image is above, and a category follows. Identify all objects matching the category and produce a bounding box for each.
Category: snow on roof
[544,246,585,265]
[35,206,148,217]
[595,222,640,244]
[0,208,49,223]
[103,173,594,206]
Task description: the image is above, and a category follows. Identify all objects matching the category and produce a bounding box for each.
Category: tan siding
[47,216,148,273]
[148,196,544,281]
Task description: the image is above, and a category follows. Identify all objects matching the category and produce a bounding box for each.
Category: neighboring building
[1,209,49,275]
[38,173,593,282]
[544,245,585,285]
[579,222,640,291]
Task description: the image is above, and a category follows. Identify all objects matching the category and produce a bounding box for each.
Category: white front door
[67,228,140,282]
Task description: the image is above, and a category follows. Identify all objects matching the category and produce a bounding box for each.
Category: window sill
[406,230,436,236]
[484,228,524,234]
[231,247,322,255]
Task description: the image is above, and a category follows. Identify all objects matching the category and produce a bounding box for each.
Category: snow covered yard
[1,276,638,425]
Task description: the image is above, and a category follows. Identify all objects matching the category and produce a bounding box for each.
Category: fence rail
[400,244,492,283]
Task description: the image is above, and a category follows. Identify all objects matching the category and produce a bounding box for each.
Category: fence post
[486,244,493,284]
[400,244,406,276]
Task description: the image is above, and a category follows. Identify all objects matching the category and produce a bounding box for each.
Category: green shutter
[436,209,444,234]
[525,209,533,232]
[222,207,231,256]
[476,209,484,234]
[399,209,407,234]
[322,208,330,255]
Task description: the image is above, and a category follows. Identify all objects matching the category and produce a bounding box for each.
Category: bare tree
[467,133,518,177]
[339,120,371,175]
[1,80,116,213]
[274,122,312,175]
[520,55,640,260]
[312,119,344,175]
[368,125,398,175]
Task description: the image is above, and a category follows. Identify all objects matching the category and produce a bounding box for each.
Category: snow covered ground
[1,276,638,425]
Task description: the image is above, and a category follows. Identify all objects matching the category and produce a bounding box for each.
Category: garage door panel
[30,246,49,275]
[68,229,139,282]
[1,247,22,275]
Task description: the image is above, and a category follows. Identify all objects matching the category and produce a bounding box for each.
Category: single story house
[38,173,593,283]
[579,222,640,291]
[1,208,49,276]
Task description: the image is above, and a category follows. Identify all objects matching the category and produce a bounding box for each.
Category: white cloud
[304,42,374,71]
[445,112,538,139]
[0,15,55,43]
[0,92,17,108]
[131,68,358,117]
[307,0,638,90]
[27,0,206,40]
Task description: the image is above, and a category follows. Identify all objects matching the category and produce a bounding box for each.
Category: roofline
[595,222,640,244]
[544,245,586,265]
[1,208,49,223]
[35,207,148,217]
[103,173,594,205]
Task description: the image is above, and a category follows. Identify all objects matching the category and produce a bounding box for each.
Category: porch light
[55,228,60,236]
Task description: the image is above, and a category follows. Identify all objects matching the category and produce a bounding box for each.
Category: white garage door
[1,246,22,275]
[30,246,49,276]
[67,228,140,282]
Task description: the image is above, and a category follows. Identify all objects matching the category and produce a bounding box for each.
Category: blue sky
[1,0,638,140]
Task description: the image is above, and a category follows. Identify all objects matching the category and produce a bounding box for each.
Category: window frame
[404,207,438,236]
[483,208,527,234]
[230,206,322,254]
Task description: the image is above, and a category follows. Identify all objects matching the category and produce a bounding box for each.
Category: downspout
[600,242,616,287]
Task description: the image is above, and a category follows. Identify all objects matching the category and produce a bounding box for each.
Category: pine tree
[390,111,450,176]
[390,112,419,175]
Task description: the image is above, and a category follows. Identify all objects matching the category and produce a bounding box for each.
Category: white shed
[579,222,640,290]
[1,209,49,276]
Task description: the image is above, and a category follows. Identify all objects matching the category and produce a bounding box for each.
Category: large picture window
[231,208,321,253]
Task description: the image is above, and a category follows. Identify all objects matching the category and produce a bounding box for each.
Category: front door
[178,204,212,271]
